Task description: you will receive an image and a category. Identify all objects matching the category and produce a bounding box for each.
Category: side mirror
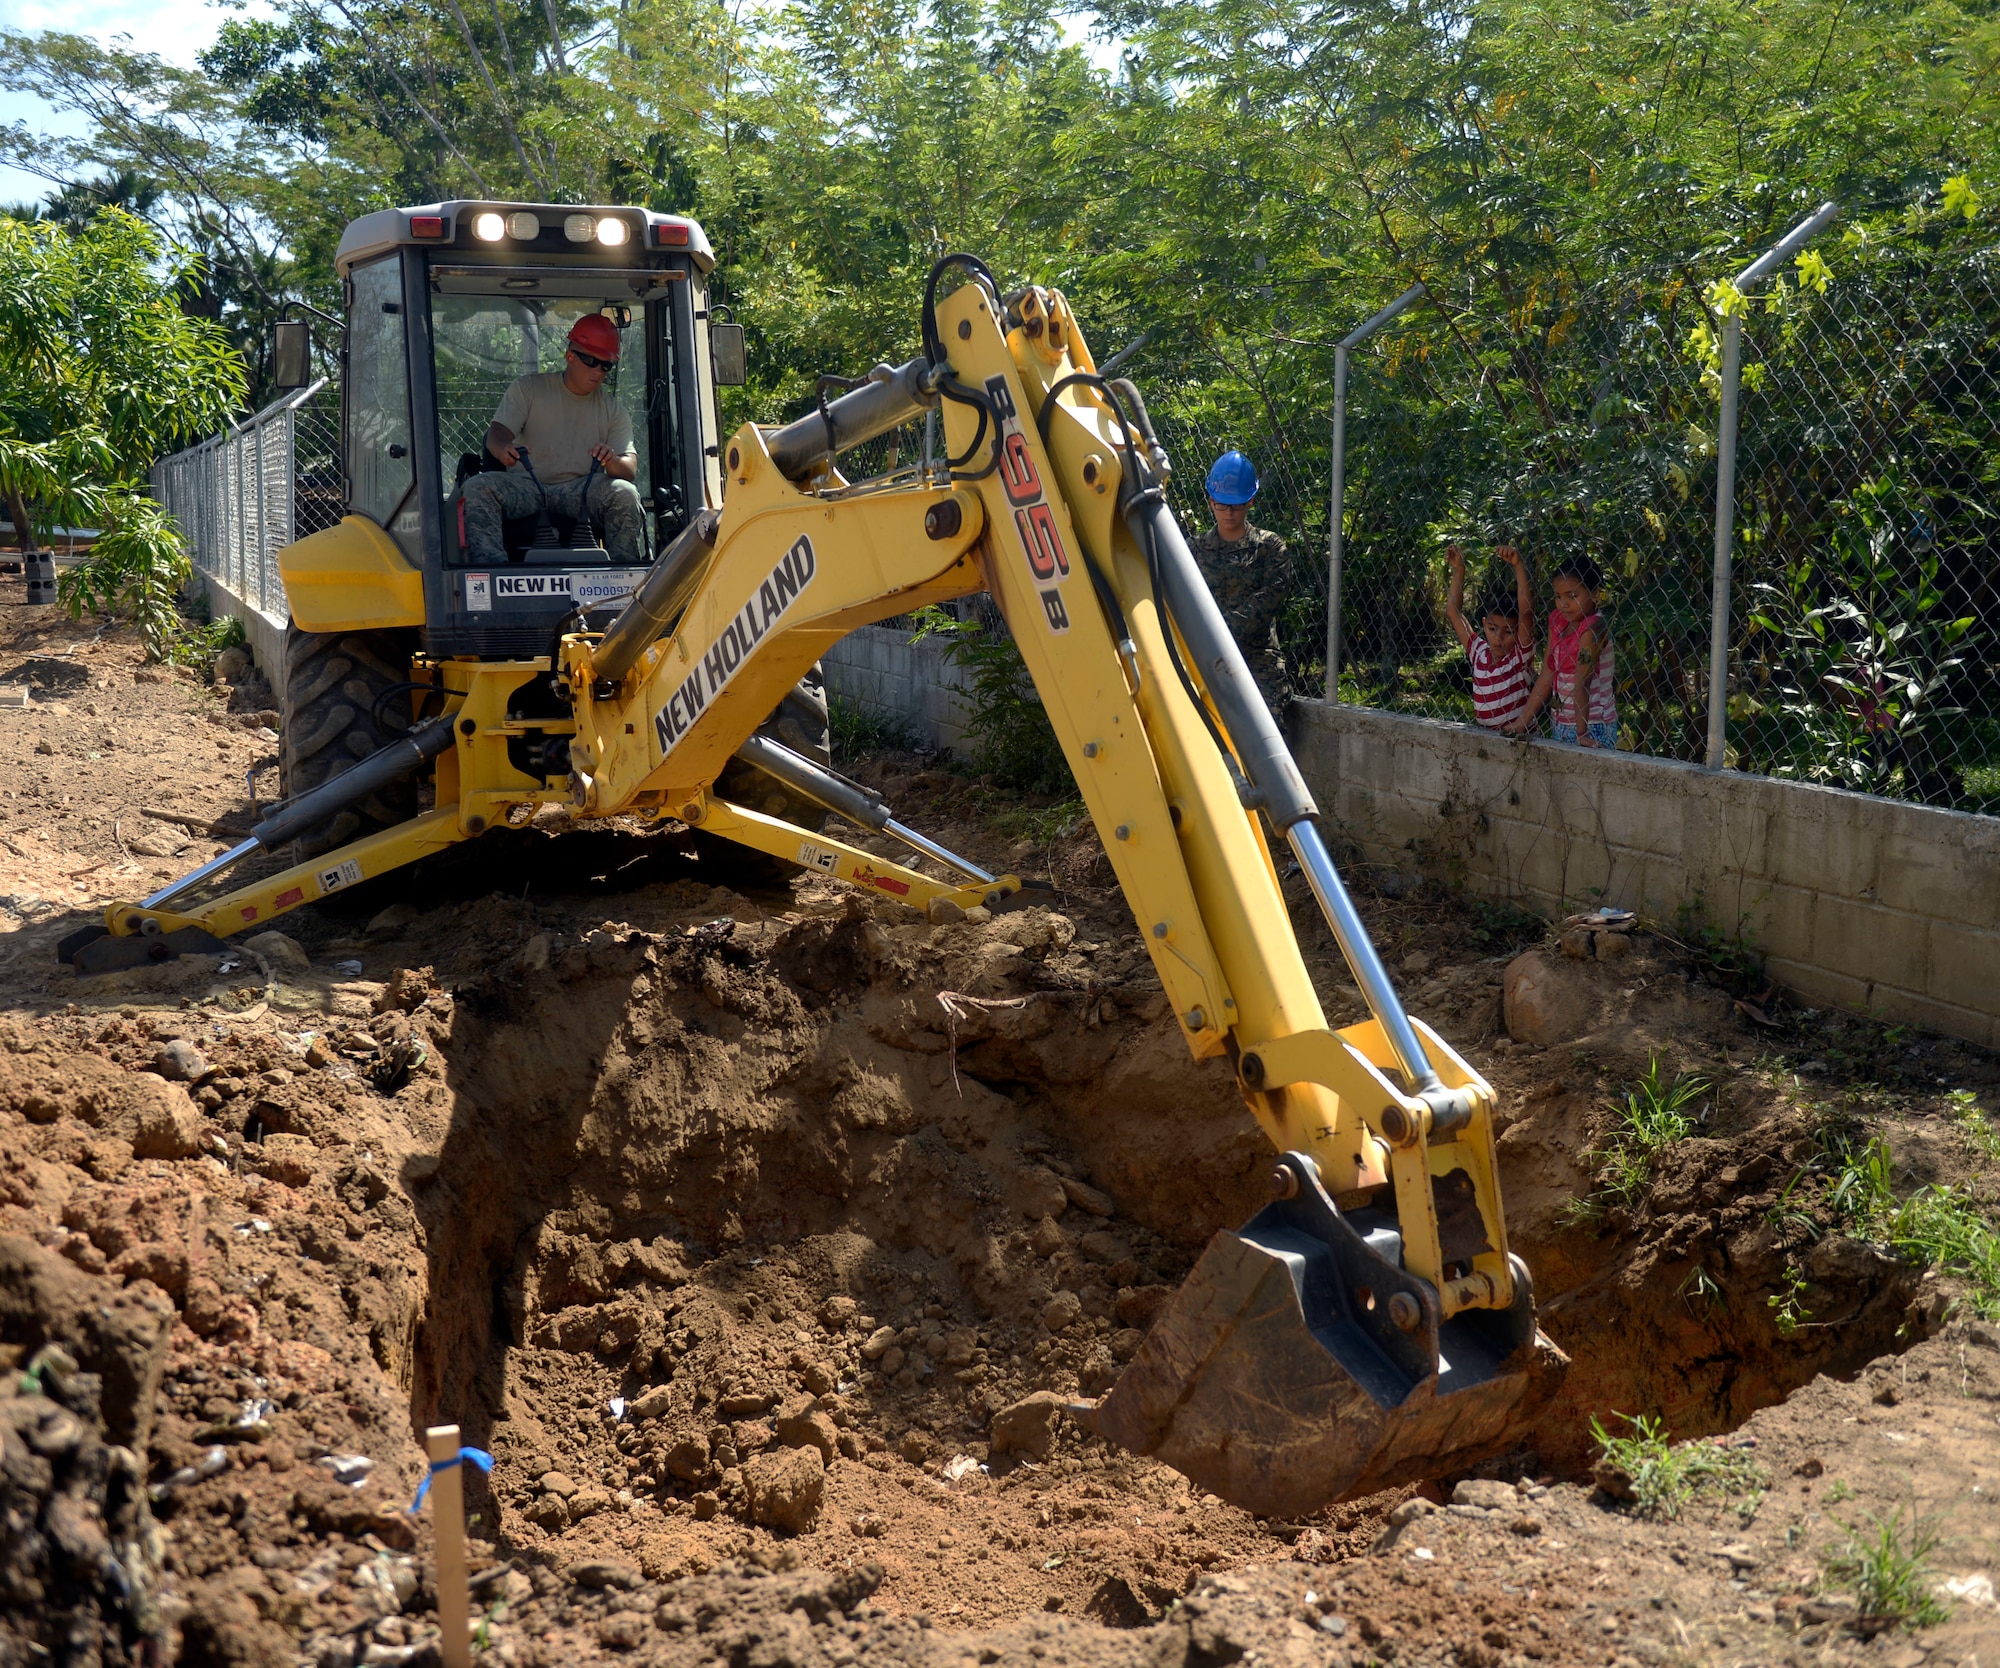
[710,322,747,387]
[271,320,313,391]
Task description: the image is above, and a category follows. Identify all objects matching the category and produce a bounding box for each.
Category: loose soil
[2,593,1997,1668]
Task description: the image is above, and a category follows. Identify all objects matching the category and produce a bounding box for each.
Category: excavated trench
[393,894,1932,1585]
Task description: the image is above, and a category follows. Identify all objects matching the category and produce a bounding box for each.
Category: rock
[743,1445,825,1533]
[1110,1327,1145,1361]
[567,1560,643,1590]
[1558,926,1595,960]
[0,1235,173,1447]
[1043,1291,1082,1332]
[243,931,311,975]
[130,1076,203,1159]
[255,1133,317,1187]
[569,1487,611,1519]
[180,1568,295,1668]
[1596,930,1632,961]
[152,1039,210,1082]
[879,1346,906,1375]
[990,1391,1067,1461]
[1115,1286,1172,1328]
[290,1476,416,1549]
[539,1471,578,1498]
[655,1437,706,1482]
[629,1383,673,1422]
[213,646,253,682]
[775,1399,840,1466]
[927,898,966,925]
[35,738,55,756]
[1401,951,1433,975]
[1009,1165,1070,1221]
[1503,951,1592,1045]
[859,1325,898,1361]
[367,904,420,934]
[1592,1457,1634,1501]
[1451,1479,1519,1511]
[820,1295,858,1328]
[1029,1215,1067,1258]
[1079,1230,1128,1264]
[1061,1176,1115,1217]
[598,1615,646,1651]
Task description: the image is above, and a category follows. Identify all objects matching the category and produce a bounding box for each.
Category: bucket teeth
[1079,1155,1568,1519]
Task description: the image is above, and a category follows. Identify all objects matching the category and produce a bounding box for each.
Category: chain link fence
[151,380,342,622]
[1132,220,2000,816]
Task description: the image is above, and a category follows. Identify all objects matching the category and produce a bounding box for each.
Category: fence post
[1705,201,1840,769]
[1325,283,1425,702]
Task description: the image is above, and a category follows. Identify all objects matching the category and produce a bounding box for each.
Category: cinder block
[1715,790,1772,879]
[1927,921,2000,1014]
[1738,881,1817,967]
[1875,823,2000,929]
[1599,781,1684,859]
[1811,899,1928,993]
[1763,954,1872,1015]
[1865,985,1995,1049]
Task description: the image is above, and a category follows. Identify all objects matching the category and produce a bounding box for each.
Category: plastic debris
[316,1454,377,1487]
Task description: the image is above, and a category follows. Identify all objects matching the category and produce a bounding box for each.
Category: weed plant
[829,695,918,758]
[1817,1125,2000,1318]
[1945,1089,2000,1162]
[1565,1054,1712,1219]
[1821,1507,1951,1627]
[1590,1413,1762,1518]
[909,606,1075,795]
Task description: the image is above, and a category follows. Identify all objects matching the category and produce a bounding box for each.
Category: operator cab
[309,202,740,657]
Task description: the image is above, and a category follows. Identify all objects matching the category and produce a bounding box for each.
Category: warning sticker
[796,841,838,873]
[465,572,492,611]
[316,858,364,894]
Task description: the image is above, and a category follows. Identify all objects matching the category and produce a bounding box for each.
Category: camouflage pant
[462,469,646,562]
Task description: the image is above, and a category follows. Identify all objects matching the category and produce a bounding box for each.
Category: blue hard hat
[1205,450,1259,505]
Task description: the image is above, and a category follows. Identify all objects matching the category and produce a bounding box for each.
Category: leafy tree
[0,210,246,651]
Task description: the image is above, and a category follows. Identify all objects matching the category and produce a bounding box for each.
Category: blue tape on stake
[411,1446,493,1512]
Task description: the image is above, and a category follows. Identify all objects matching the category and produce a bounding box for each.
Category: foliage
[0,210,245,657]
[167,612,250,676]
[1817,1124,2000,1318]
[1820,1507,1952,1628]
[1590,1413,1762,1519]
[1669,899,1767,997]
[909,606,1075,795]
[1573,1054,1711,1211]
[829,694,918,758]
[1945,1090,2000,1163]
[1467,897,1545,953]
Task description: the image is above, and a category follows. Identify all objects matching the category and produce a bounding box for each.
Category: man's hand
[485,421,519,469]
[591,444,638,483]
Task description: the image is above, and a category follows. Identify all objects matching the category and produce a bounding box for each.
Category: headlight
[506,211,542,240]
[596,217,629,247]
[563,213,596,243]
[473,211,506,242]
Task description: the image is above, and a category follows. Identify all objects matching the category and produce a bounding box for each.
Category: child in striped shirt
[1507,555,1618,748]
[1445,542,1534,731]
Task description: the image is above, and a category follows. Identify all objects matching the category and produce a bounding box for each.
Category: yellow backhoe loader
[68,204,1566,1516]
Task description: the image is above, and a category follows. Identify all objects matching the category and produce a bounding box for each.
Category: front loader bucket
[1080,1155,1567,1518]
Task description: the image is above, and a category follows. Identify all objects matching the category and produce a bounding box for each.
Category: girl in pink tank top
[1506,556,1618,748]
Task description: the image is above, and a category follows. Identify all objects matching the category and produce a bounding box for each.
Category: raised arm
[1500,544,1533,649]
[1443,544,1474,650]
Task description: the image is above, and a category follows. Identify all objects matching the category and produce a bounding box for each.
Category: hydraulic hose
[594,508,722,684]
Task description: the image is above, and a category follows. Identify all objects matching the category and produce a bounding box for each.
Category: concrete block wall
[822,625,978,752]
[1292,700,2000,1049]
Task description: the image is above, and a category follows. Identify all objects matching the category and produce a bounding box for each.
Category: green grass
[1567,1054,1713,1217]
[1818,1125,2000,1319]
[1590,1413,1763,1518]
[1821,1506,1952,1628]
[829,694,918,757]
[1946,1089,2000,1162]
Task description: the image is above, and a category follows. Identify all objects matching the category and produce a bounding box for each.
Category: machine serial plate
[463,569,650,611]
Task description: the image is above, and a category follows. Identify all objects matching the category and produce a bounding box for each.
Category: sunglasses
[568,347,616,372]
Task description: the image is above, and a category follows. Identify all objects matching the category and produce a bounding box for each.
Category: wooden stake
[425,1425,472,1668]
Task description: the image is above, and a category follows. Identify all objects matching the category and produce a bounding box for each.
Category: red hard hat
[567,313,620,361]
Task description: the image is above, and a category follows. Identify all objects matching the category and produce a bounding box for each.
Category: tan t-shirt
[492,371,635,484]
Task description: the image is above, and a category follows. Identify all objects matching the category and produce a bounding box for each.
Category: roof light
[596,217,629,247]
[563,213,596,243]
[473,211,506,242]
[408,214,446,239]
[506,211,542,240]
[653,222,690,248]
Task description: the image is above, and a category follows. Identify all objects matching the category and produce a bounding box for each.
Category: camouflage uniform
[1186,524,1291,722]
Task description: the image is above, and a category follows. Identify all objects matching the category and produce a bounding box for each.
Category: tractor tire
[278,624,422,856]
[713,666,833,832]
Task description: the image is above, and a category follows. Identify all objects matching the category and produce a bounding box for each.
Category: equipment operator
[1187,450,1291,723]
[462,314,646,562]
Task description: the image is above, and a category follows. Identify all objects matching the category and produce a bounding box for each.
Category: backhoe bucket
[1079,1155,1568,1518]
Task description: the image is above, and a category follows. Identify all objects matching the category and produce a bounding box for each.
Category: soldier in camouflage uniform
[1187,450,1290,724]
